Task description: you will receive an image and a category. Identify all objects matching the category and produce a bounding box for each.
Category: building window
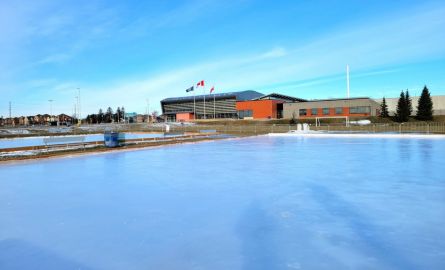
[335,107,343,114]
[238,110,253,119]
[350,106,371,114]
[311,108,318,115]
[299,109,307,116]
[323,108,329,115]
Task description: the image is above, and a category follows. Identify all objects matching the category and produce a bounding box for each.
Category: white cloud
[2,1,444,116]
[35,54,72,65]
[74,3,445,114]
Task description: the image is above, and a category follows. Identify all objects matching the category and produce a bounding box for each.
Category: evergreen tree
[98,109,104,124]
[405,90,413,116]
[115,107,121,123]
[380,97,389,118]
[121,106,126,123]
[416,86,433,121]
[395,91,408,122]
[86,114,93,124]
[91,114,98,124]
[106,107,113,123]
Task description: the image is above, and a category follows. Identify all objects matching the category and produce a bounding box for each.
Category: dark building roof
[252,93,307,102]
[161,90,264,104]
[304,97,374,103]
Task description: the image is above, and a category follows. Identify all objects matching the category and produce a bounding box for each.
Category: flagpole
[193,90,196,120]
[203,84,206,119]
[213,90,216,119]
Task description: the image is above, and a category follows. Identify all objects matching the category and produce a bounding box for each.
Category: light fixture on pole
[48,99,54,115]
[77,88,81,125]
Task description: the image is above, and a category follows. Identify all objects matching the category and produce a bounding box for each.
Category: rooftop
[304,97,373,103]
[161,90,264,104]
[252,93,307,102]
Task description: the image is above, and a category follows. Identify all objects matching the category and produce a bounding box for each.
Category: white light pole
[77,88,81,125]
[203,86,206,119]
[48,99,54,116]
[48,99,54,123]
[146,98,150,123]
[346,64,350,98]
[74,97,78,120]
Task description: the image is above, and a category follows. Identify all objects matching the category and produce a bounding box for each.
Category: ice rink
[1,136,444,269]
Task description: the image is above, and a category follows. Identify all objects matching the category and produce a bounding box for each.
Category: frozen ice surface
[0,132,168,149]
[0,136,445,270]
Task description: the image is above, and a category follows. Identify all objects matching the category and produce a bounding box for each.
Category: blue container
[104,132,120,148]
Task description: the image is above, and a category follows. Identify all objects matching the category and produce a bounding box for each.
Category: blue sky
[1,0,445,116]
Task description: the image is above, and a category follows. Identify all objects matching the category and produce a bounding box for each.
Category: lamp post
[48,99,54,123]
[146,98,150,123]
[48,99,53,115]
[77,88,81,125]
[74,96,78,122]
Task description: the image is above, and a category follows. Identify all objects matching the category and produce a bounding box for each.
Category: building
[125,112,138,123]
[283,97,381,119]
[18,116,29,126]
[374,95,445,116]
[161,90,264,122]
[57,114,74,125]
[136,114,155,123]
[162,90,445,122]
[0,114,74,126]
[236,93,306,119]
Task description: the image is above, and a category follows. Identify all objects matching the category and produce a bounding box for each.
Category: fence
[2,122,445,138]
[138,122,445,135]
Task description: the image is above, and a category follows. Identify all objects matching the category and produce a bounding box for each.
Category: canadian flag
[210,86,215,93]
[196,80,205,87]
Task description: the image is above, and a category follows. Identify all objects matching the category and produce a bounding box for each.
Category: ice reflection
[0,136,444,269]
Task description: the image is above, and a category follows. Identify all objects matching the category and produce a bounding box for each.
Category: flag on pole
[186,86,194,92]
[210,86,215,93]
[196,80,205,87]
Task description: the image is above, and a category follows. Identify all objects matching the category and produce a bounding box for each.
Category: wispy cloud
[1,1,444,116]
[0,1,119,76]
[74,3,445,114]
[35,54,72,65]
[118,1,247,37]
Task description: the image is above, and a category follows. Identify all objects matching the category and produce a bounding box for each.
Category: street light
[74,96,78,120]
[76,88,81,125]
[48,99,54,124]
[48,99,54,116]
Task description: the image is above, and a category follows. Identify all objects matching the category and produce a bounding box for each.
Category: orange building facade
[176,113,195,122]
[236,100,284,119]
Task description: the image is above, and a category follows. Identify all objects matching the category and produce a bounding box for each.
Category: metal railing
[139,122,445,135]
[2,122,445,138]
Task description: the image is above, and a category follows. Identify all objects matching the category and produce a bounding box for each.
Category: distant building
[125,112,138,123]
[136,114,152,123]
[18,116,28,126]
[237,93,306,119]
[283,97,381,119]
[0,114,74,126]
[58,114,74,125]
[161,90,264,122]
[161,90,383,122]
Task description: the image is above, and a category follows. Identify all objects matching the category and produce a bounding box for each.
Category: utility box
[104,132,120,148]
